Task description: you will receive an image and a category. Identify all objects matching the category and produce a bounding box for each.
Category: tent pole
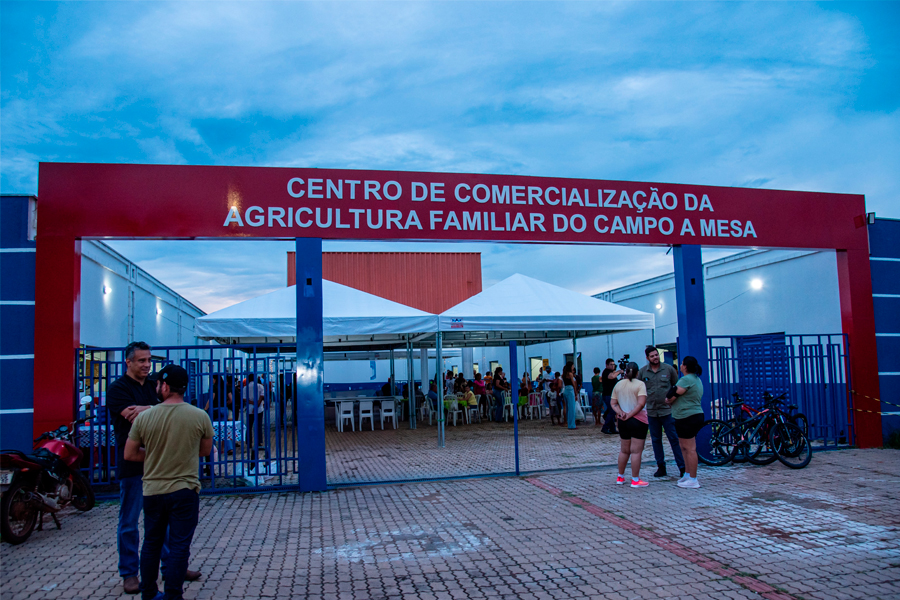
[420,345,428,404]
[389,349,395,396]
[436,332,444,448]
[510,340,519,476]
[407,336,416,429]
[573,334,581,379]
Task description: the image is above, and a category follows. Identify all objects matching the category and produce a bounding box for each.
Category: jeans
[140,488,200,600]
[601,395,617,432]
[648,413,686,470]
[118,476,144,578]
[564,385,577,429]
[119,476,171,579]
[492,390,505,422]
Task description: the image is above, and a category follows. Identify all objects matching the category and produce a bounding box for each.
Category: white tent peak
[438,273,653,335]
[196,280,436,344]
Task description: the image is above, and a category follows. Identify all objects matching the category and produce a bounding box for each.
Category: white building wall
[80,241,204,349]
[585,249,842,368]
[459,249,844,390]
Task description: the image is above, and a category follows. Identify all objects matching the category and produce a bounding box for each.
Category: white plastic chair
[528,393,542,420]
[338,401,355,432]
[579,391,593,423]
[420,398,434,425]
[447,398,463,426]
[359,401,375,431]
[380,400,397,430]
[502,392,514,422]
[465,399,480,424]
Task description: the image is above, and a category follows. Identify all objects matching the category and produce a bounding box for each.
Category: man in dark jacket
[107,342,200,594]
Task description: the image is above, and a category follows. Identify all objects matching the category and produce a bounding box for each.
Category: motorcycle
[1,396,95,544]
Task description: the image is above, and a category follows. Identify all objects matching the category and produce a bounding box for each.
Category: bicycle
[697,392,812,469]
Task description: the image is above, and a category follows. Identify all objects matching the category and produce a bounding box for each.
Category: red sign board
[38,163,868,250]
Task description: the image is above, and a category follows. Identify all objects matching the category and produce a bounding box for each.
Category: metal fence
[76,343,303,495]
[76,334,854,496]
[707,334,853,447]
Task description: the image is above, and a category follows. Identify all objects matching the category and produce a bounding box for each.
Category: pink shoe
[616,475,626,485]
[630,479,649,488]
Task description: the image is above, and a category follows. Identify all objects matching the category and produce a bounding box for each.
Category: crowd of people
[415,345,706,490]
[101,340,706,599]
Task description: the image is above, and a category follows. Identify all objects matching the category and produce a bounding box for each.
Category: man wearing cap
[107,343,202,594]
[125,364,214,600]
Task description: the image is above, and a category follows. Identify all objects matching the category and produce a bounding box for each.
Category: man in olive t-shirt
[125,364,213,600]
[638,346,684,478]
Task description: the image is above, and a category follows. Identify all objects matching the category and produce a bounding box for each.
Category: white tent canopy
[195,280,437,347]
[435,273,654,347]
[195,274,654,349]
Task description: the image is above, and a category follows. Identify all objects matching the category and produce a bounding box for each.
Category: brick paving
[326,417,649,484]
[3,448,899,599]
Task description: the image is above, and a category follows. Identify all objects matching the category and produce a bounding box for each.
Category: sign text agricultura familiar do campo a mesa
[221,177,758,239]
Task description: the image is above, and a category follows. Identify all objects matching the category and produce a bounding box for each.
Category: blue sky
[3,2,898,312]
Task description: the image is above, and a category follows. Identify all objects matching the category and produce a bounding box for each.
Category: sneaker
[630,479,649,488]
[653,466,667,478]
[677,478,700,489]
[677,473,689,484]
[616,475,626,485]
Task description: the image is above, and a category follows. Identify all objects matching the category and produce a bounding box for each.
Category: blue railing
[707,334,852,447]
[76,343,303,496]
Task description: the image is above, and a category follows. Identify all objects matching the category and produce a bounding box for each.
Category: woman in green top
[665,356,705,489]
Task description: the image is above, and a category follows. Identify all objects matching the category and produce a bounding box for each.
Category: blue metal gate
[708,334,853,447]
[76,343,302,496]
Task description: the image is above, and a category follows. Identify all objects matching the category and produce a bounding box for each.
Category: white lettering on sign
[221,176,759,242]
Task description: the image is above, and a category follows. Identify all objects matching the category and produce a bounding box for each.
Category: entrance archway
[34,163,882,491]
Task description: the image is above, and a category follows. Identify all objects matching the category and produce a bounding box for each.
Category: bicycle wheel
[790,413,809,438]
[769,422,812,469]
[730,419,764,464]
[747,424,777,466]
[697,419,737,466]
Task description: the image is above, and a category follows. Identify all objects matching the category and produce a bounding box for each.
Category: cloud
[3,1,898,305]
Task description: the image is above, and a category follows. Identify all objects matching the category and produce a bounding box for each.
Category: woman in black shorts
[610,362,650,488]
[665,356,705,489]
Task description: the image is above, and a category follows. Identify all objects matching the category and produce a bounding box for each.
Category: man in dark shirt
[600,358,623,434]
[107,342,200,594]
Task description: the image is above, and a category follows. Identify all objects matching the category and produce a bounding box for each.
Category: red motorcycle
[1,397,95,544]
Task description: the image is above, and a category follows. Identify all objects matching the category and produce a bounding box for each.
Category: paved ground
[3,448,899,600]
[325,416,636,484]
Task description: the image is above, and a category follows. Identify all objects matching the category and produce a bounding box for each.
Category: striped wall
[870,217,900,439]
[1,196,36,451]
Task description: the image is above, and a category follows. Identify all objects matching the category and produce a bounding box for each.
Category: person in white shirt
[610,362,650,488]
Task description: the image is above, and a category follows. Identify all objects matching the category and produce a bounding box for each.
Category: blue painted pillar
[295,238,326,492]
[673,245,712,447]
[0,196,36,452]
[509,341,519,475]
